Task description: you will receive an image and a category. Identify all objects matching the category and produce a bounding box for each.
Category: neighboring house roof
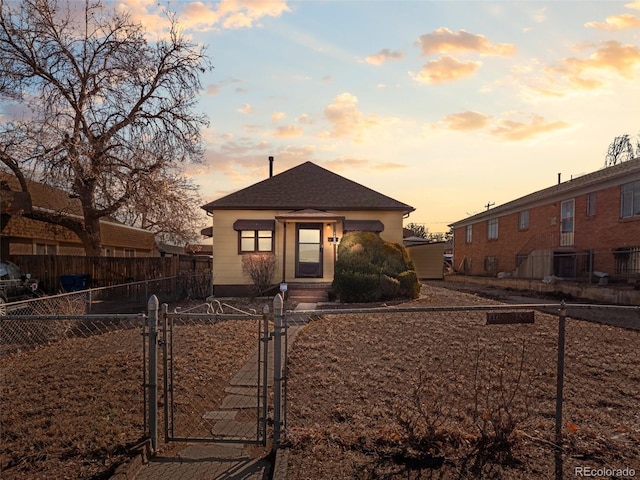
[403,236,432,246]
[0,171,155,249]
[202,161,414,213]
[449,157,640,228]
[157,243,186,255]
[1,172,82,216]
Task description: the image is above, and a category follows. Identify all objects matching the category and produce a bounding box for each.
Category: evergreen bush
[398,270,421,298]
[332,231,420,303]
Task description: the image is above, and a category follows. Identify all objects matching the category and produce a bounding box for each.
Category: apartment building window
[463,258,472,274]
[518,210,529,230]
[615,246,640,275]
[621,180,640,218]
[487,218,498,240]
[484,256,497,274]
[560,199,575,247]
[466,225,472,243]
[581,250,594,274]
[124,249,136,257]
[586,192,596,217]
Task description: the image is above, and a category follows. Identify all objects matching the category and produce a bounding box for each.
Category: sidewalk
[132,442,270,480]
[127,304,311,480]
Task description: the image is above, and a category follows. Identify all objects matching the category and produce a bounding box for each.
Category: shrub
[241,253,277,295]
[332,231,420,303]
[332,270,380,303]
[381,241,415,276]
[398,270,420,298]
[379,274,400,300]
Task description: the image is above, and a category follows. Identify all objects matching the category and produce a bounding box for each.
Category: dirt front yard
[0,300,262,480]
[283,284,640,479]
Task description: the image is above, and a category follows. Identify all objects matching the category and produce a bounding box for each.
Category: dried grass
[0,299,264,480]
[284,284,640,479]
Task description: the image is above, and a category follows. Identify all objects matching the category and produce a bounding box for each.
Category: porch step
[287,283,332,303]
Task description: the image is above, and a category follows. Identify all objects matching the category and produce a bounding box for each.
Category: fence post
[147,294,159,453]
[161,303,169,442]
[555,300,566,480]
[273,293,284,445]
[261,304,270,445]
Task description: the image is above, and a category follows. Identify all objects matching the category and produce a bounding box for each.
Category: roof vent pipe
[269,156,274,178]
[558,173,561,185]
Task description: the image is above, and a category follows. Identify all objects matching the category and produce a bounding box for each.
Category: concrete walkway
[132,442,270,480]
[130,305,312,480]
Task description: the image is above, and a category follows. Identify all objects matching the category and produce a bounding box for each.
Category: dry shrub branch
[242,253,277,295]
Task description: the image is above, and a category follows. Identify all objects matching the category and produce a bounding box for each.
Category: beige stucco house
[201,161,415,296]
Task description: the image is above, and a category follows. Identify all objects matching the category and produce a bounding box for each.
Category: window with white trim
[487,218,498,240]
[466,225,472,243]
[586,192,596,217]
[518,210,529,230]
[621,181,640,218]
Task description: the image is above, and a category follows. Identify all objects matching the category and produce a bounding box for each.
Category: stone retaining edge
[272,448,288,480]
[109,439,151,480]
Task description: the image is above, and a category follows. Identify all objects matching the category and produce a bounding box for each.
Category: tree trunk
[79,216,103,256]
[23,210,102,256]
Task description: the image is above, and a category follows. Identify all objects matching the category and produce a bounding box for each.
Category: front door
[296,223,323,277]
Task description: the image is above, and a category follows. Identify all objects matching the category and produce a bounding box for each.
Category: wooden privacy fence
[9,255,212,293]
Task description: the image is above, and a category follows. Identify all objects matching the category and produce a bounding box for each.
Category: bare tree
[604,134,636,167]
[114,169,205,245]
[405,222,428,239]
[0,0,211,254]
[405,223,453,243]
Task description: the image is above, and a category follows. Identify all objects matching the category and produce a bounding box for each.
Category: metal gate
[160,301,270,445]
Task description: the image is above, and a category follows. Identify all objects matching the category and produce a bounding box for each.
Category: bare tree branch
[605,134,636,167]
[0,0,212,254]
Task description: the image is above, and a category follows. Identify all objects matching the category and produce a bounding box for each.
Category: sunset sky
[129,1,640,233]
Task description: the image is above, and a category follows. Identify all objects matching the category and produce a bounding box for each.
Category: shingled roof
[201,161,414,213]
[450,157,640,227]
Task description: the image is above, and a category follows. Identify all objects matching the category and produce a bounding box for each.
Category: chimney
[269,156,274,178]
[557,173,561,185]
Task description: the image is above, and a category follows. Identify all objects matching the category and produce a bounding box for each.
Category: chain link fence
[0,272,211,317]
[160,301,268,444]
[0,309,146,480]
[281,302,640,479]
[0,274,212,480]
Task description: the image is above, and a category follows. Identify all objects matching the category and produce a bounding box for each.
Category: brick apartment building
[449,158,640,281]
